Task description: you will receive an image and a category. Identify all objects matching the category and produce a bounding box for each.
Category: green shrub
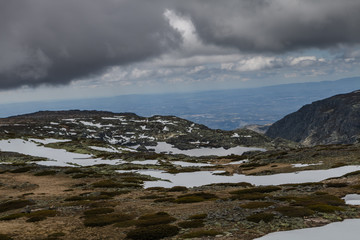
[64,196,83,201]
[0,200,34,213]
[240,202,274,209]
[174,196,204,203]
[122,177,144,184]
[175,192,217,204]
[83,208,114,216]
[282,182,323,187]
[231,193,268,200]
[246,213,275,223]
[64,194,112,202]
[26,216,47,222]
[167,186,188,192]
[167,168,199,174]
[178,219,204,228]
[113,220,137,228]
[92,180,122,188]
[34,170,57,176]
[241,162,267,168]
[28,210,57,218]
[45,232,66,240]
[188,213,207,220]
[351,184,360,190]
[331,162,347,168]
[126,224,179,240]
[25,210,58,222]
[343,170,360,177]
[179,192,217,199]
[10,166,33,173]
[326,182,348,188]
[136,212,176,227]
[139,195,166,200]
[146,187,166,191]
[0,213,25,221]
[72,173,90,179]
[64,168,83,174]
[277,194,345,207]
[308,204,344,213]
[182,230,221,238]
[275,206,314,217]
[88,201,117,208]
[205,182,253,188]
[230,186,281,195]
[153,197,175,203]
[100,190,131,196]
[0,233,13,240]
[83,213,133,227]
[294,194,345,207]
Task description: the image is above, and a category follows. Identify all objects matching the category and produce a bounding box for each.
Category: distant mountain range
[266,90,360,146]
[1,76,360,130]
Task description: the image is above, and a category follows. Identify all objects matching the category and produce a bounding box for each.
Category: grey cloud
[176,0,360,52]
[0,0,179,89]
[1,0,360,90]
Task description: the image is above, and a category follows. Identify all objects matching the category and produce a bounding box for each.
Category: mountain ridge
[0,110,297,151]
[266,90,360,146]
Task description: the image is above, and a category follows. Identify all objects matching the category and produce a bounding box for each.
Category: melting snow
[80,121,114,128]
[29,138,71,144]
[63,118,77,122]
[138,134,155,140]
[119,165,360,188]
[292,162,323,168]
[343,194,360,205]
[130,160,159,165]
[254,219,360,240]
[89,146,120,153]
[171,161,213,167]
[150,142,264,157]
[0,139,123,167]
[224,160,249,165]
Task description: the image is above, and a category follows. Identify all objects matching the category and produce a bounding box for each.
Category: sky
[1,0,360,104]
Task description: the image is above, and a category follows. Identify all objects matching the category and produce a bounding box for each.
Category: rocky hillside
[266,90,360,146]
[0,110,294,150]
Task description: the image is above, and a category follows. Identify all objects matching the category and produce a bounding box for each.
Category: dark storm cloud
[0,0,179,89]
[1,0,360,89]
[176,0,360,52]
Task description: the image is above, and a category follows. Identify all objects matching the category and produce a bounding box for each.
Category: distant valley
[1,77,360,130]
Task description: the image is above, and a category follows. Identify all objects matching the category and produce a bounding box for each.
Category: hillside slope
[0,110,295,150]
[266,90,360,146]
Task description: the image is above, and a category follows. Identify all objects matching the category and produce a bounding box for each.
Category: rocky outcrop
[266,90,360,146]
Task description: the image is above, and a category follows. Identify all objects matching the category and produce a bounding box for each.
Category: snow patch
[292,162,323,168]
[149,142,264,157]
[118,165,360,188]
[343,194,360,205]
[254,219,360,240]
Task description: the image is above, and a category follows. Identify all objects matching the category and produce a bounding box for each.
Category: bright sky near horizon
[1,0,360,103]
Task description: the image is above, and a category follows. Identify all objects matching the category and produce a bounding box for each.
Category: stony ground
[1,144,360,240]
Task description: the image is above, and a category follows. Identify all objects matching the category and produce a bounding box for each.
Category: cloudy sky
[1,0,360,103]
